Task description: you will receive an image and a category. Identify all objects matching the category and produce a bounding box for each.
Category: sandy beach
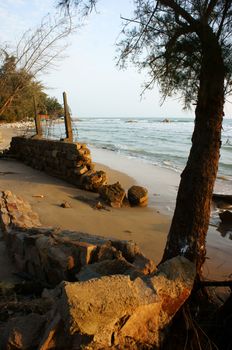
[0,124,231,280]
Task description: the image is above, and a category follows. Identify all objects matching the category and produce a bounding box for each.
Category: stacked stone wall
[9,137,107,192]
[0,190,155,287]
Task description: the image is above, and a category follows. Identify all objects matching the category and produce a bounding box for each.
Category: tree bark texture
[161,27,225,274]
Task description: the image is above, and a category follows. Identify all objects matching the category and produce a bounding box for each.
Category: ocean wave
[58,117,232,178]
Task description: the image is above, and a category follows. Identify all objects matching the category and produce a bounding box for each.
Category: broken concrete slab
[54,256,195,348]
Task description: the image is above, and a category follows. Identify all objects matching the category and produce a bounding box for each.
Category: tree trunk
[0,85,22,116]
[161,28,225,275]
[0,95,15,116]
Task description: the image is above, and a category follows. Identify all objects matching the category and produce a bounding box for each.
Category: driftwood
[212,193,232,204]
[200,280,232,288]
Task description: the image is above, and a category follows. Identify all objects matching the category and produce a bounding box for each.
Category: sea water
[48,116,232,192]
[71,116,232,179]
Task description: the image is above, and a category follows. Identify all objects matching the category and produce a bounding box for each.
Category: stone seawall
[8,136,107,192]
[0,190,155,287]
[8,136,149,208]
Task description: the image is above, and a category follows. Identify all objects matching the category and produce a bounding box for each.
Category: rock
[0,313,46,349]
[76,253,156,282]
[219,210,232,225]
[122,196,131,208]
[56,256,195,348]
[128,185,148,207]
[60,201,71,208]
[76,257,134,281]
[99,182,126,208]
[110,240,140,262]
[93,201,107,210]
[0,190,41,234]
[96,242,122,261]
[74,165,88,175]
[81,170,108,192]
[133,253,156,275]
[162,118,170,123]
[38,312,62,350]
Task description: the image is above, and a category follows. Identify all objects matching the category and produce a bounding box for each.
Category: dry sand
[0,124,231,281]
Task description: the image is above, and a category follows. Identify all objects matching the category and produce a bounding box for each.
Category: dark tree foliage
[0,54,63,122]
[40,96,64,118]
[58,0,232,274]
[0,13,74,118]
[0,54,34,121]
[117,0,232,107]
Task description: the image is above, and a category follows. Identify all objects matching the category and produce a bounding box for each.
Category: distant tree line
[0,54,63,122]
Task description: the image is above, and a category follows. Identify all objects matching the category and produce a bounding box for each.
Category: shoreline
[91,145,232,280]
[0,124,231,280]
[91,145,180,214]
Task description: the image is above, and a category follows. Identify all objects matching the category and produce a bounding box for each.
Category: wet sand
[90,145,232,280]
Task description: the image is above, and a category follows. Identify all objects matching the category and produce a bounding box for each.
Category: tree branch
[200,280,232,288]
[217,0,231,39]
[205,0,219,19]
[165,26,195,56]
[159,0,197,26]
[120,2,160,60]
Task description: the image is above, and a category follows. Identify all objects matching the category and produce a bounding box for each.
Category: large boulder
[99,182,126,208]
[128,185,148,207]
[54,256,195,349]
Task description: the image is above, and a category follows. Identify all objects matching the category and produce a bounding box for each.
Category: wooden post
[33,96,42,138]
[63,91,73,142]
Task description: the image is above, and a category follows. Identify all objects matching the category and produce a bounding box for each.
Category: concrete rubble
[99,182,126,208]
[128,185,148,207]
[0,191,195,349]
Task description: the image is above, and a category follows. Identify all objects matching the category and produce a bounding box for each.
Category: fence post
[33,96,42,138]
[63,91,73,142]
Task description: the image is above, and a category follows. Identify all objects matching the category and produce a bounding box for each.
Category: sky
[0,0,231,118]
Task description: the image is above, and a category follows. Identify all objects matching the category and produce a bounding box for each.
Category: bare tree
[0,13,75,116]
